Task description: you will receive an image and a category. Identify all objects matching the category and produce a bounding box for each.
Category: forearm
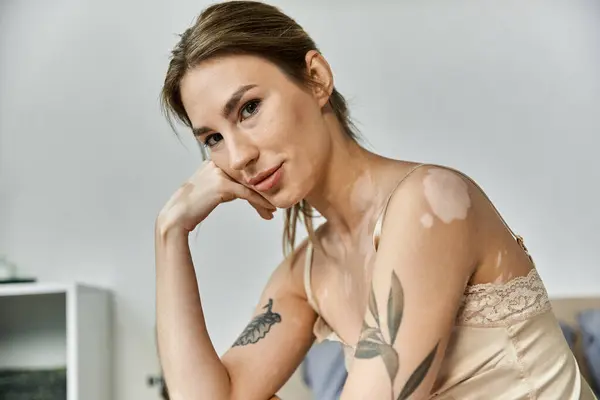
[155,220,231,399]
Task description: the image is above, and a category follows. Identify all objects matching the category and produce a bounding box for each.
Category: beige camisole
[303,164,596,399]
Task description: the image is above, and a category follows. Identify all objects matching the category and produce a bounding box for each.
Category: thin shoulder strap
[444,165,518,235]
[303,241,320,313]
[372,163,521,249]
[372,163,427,248]
[441,164,530,255]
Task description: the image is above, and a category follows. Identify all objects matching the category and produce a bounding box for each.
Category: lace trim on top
[456,268,551,327]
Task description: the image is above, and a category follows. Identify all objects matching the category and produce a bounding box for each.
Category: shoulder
[375,164,481,274]
[391,164,471,203]
[345,166,485,399]
[382,164,480,229]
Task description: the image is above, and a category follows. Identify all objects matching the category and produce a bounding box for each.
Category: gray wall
[1,0,598,398]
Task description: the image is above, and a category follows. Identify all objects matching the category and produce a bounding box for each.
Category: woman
[155,1,596,399]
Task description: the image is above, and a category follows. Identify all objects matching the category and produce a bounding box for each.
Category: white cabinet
[0,283,112,400]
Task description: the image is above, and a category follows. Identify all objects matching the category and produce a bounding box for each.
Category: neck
[304,122,396,246]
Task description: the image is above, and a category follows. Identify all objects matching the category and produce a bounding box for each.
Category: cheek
[282,104,310,145]
[264,95,322,163]
[288,102,329,159]
[260,92,329,197]
[252,98,300,150]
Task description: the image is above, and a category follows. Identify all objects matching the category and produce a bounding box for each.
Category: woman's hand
[157,160,277,233]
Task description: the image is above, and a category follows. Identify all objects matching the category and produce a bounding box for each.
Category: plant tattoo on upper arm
[232,298,282,347]
[355,271,439,400]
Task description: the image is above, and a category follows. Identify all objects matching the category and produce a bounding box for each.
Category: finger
[247,200,274,220]
[248,202,274,220]
[232,184,277,211]
[211,165,276,210]
[247,186,277,210]
[245,189,276,211]
[216,169,276,209]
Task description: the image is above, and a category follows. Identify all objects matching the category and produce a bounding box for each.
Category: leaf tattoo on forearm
[355,271,439,400]
[232,298,282,347]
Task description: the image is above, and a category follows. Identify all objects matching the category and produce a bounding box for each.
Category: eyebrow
[192,84,258,137]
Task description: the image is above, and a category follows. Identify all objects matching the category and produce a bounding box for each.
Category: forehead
[180,55,289,116]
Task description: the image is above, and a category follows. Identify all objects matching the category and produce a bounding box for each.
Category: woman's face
[180,53,333,208]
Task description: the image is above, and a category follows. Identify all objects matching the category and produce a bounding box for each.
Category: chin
[268,187,305,210]
[265,167,314,209]
[270,195,298,210]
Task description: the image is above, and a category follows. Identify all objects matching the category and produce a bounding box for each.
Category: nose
[227,133,259,171]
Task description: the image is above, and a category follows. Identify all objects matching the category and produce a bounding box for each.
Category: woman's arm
[341,166,479,400]
[156,221,316,400]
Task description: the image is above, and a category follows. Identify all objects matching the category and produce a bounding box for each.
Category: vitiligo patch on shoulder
[423,168,471,224]
[420,213,434,228]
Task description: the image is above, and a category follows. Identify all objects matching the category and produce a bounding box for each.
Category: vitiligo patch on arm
[495,250,503,269]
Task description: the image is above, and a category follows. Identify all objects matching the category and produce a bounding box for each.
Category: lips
[247,164,282,186]
[247,164,284,192]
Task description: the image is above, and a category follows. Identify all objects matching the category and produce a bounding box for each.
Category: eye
[240,99,261,121]
[203,133,223,148]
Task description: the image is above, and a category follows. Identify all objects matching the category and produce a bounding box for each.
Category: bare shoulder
[380,163,516,268]
[342,165,484,398]
[377,164,486,267]
[396,163,518,231]
[385,164,481,224]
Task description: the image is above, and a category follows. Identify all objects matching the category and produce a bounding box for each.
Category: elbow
[160,368,233,400]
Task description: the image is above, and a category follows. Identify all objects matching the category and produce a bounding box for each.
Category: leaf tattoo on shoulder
[355,270,440,400]
[232,298,282,347]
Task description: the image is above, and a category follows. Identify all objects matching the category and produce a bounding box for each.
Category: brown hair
[161,0,359,256]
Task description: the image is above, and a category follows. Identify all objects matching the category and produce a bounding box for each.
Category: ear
[305,50,334,108]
